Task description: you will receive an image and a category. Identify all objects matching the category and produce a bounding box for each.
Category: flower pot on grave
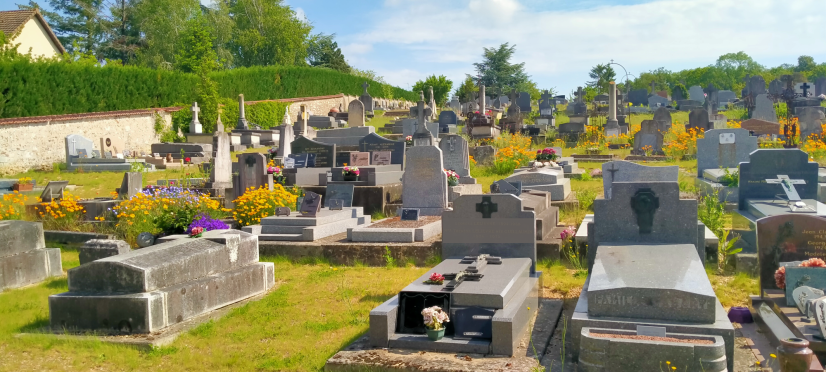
[448,179,459,187]
[13,183,33,192]
[426,328,445,341]
[343,174,358,182]
[273,175,285,185]
[777,337,813,372]
[295,196,304,211]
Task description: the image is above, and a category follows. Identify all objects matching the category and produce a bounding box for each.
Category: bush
[0,191,28,220]
[35,192,87,231]
[233,185,299,226]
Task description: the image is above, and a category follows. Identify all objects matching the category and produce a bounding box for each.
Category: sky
[3,0,826,97]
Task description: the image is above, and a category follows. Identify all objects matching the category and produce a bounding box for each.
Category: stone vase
[426,328,445,341]
[777,337,813,372]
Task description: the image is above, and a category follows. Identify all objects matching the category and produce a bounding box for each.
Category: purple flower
[186,214,230,234]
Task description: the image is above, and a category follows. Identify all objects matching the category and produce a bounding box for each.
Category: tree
[412,75,453,106]
[796,55,816,72]
[453,76,477,103]
[175,16,221,133]
[714,52,763,89]
[472,43,530,96]
[350,68,386,84]
[230,0,312,67]
[307,33,350,73]
[133,0,202,69]
[35,0,104,56]
[587,64,616,94]
[0,31,29,62]
[671,83,688,100]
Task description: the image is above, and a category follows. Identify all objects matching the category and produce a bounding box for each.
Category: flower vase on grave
[343,166,360,182]
[777,337,813,371]
[425,328,445,341]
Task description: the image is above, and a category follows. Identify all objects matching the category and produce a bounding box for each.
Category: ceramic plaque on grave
[299,191,322,217]
[360,133,405,165]
[784,264,826,306]
[289,154,309,168]
[815,298,826,337]
[291,136,336,167]
[793,286,825,314]
[400,208,419,221]
[350,152,370,166]
[757,214,826,294]
[371,151,392,165]
[328,199,344,210]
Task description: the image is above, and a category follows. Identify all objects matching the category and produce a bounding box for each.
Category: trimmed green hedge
[171,98,290,134]
[0,61,412,119]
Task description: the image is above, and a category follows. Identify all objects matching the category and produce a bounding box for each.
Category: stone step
[256,233,305,241]
[388,334,490,354]
[260,225,306,234]
[303,214,370,241]
[259,207,363,227]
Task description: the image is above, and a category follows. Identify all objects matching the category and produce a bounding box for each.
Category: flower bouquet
[267,146,279,160]
[343,166,360,181]
[421,306,450,341]
[405,136,413,146]
[189,226,204,238]
[423,272,445,285]
[186,214,230,237]
[268,166,285,184]
[535,148,559,163]
[776,258,826,305]
[445,169,459,186]
[13,177,33,192]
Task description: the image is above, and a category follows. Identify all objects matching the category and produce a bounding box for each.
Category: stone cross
[766,175,806,201]
[415,91,426,132]
[190,102,202,134]
[475,196,498,218]
[742,74,752,96]
[237,94,249,130]
[650,81,657,93]
[801,83,811,97]
[575,87,585,103]
[191,102,200,122]
[605,162,620,186]
[362,82,370,95]
[704,84,719,114]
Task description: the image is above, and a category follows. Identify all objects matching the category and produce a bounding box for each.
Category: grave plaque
[39,181,69,203]
[299,191,322,217]
[741,119,780,136]
[100,136,126,157]
[757,214,826,293]
[738,149,818,209]
[793,286,824,315]
[328,199,344,210]
[371,151,392,165]
[696,128,757,178]
[400,208,420,221]
[350,152,370,166]
[325,183,354,208]
[359,133,405,166]
[291,136,336,167]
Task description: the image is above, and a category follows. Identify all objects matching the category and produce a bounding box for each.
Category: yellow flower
[770,353,776,358]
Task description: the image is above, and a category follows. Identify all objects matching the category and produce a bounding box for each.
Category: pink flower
[775,266,786,289]
[800,258,826,268]
[190,227,204,237]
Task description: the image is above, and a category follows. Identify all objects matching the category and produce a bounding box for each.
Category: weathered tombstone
[347,99,365,127]
[118,172,142,200]
[276,109,294,160]
[517,92,532,113]
[325,183,354,208]
[798,107,826,139]
[652,106,672,132]
[738,149,818,209]
[671,87,685,101]
[438,111,457,126]
[236,94,249,130]
[627,89,648,106]
[769,79,784,96]
[741,119,780,136]
[752,94,777,122]
[0,221,62,291]
[207,114,232,190]
[632,120,664,155]
[299,191,322,217]
[235,153,267,196]
[757,214,826,294]
[601,161,678,199]
[473,145,496,166]
[189,102,203,134]
[359,82,374,114]
[401,146,447,216]
[78,239,131,265]
[100,136,126,157]
[349,152,370,166]
[291,136,336,167]
[40,181,69,203]
[438,134,470,178]
[688,108,711,131]
[647,94,669,108]
[696,129,757,178]
[749,75,768,97]
[688,85,705,102]
[359,133,405,166]
[538,90,554,116]
[717,90,736,106]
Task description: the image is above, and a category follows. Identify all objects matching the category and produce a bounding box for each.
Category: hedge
[171,98,290,134]
[0,61,413,119]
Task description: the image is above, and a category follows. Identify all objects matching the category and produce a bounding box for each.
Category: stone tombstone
[236,153,267,195]
[189,102,203,134]
[438,110,458,126]
[671,87,685,101]
[696,129,757,178]
[749,75,767,97]
[591,182,700,262]
[349,152,370,166]
[688,108,711,131]
[359,82,374,113]
[78,239,131,265]
[688,85,705,102]
[438,134,470,177]
[473,145,496,166]
[601,161,678,199]
[647,94,669,108]
[538,90,554,115]
[0,221,63,291]
[325,183,354,208]
[359,133,405,166]
[291,136,336,167]
[401,146,447,216]
[400,208,419,221]
[499,95,510,105]
[442,194,537,272]
[517,92,532,113]
[627,89,648,106]
[371,151,391,165]
[39,181,69,203]
[65,134,95,163]
[118,172,142,200]
[209,123,232,189]
[718,90,736,105]
[798,107,826,139]
[347,99,365,127]
[632,120,664,155]
[236,94,249,130]
[752,94,777,122]
[741,119,780,136]
[738,149,818,209]
[299,191,323,217]
[816,77,826,97]
[277,119,294,159]
[769,79,784,96]
[652,106,672,132]
[757,214,826,293]
[100,136,126,157]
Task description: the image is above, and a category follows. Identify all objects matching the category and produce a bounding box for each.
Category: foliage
[228,0,312,68]
[232,185,299,226]
[472,43,532,97]
[719,167,739,187]
[491,133,535,175]
[671,83,688,100]
[0,191,28,220]
[185,214,230,234]
[412,75,453,106]
[112,186,226,245]
[307,33,350,73]
[35,192,86,231]
[559,226,585,272]
[576,125,608,153]
[0,30,29,62]
[587,64,616,94]
[453,76,478,103]
[718,229,742,273]
[663,125,704,159]
[174,15,221,74]
[698,190,726,239]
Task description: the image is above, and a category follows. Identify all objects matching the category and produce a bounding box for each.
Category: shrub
[0,191,28,220]
[186,214,230,234]
[491,133,534,175]
[233,185,299,226]
[36,192,86,231]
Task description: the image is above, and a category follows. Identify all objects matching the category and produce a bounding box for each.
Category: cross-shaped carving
[362,82,370,95]
[191,102,200,117]
[766,175,806,201]
[447,137,455,152]
[575,87,584,103]
[801,83,811,97]
[475,196,498,218]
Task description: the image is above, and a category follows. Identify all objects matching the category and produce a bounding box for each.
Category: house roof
[0,9,66,54]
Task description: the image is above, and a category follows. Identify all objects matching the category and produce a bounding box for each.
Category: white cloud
[341,0,826,94]
[294,7,308,23]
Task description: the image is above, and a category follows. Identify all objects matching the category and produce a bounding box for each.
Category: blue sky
[3,0,825,96]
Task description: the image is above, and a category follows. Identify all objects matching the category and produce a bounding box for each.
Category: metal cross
[766,175,806,201]
[475,196,498,218]
[801,83,811,97]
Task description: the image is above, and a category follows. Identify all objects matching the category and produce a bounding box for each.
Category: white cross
[191,102,200,123]
[766,175,806,201]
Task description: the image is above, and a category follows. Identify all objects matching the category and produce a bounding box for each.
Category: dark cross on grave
[605,162,620,185]
[630,188,659,234]
[508,88,519,105]
[801,83,811,97]
[362,82,370,95]
[475,196,498,218]
[704,83,719,115]
[575,87,585,103]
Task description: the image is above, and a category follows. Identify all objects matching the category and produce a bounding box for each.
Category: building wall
[14,18,60,59]
[0,111,172,175]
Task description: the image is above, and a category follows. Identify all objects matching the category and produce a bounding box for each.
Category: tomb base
[695,178,739,203]
[520,178,571,201]
[347,218,441,243]
[0,247,63,291]
[448,184,483,202]
[301,184,403,216]
[242,207,371,242]
[751,292,826,367]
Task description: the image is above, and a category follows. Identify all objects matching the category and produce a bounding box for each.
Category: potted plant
[405,136,413,147]
[423,272,445,285]
[421,306,450,341]
[343,165,360,181]
[13,177,33,192]
[535,148,559,164]
[267,146,279,160]
[445,169,459,186]
[268,166,285,184]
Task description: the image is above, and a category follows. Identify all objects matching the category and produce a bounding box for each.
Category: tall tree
[230,0,312,67]
[473,43,530,96]
[36,0,104,55]
[175,15,221,133]
[587,64,616,94]
[796,55,816,72]
[453,76,477,103]
[412,75,453,106]
[307,33,350,73]
[133,0,201,69]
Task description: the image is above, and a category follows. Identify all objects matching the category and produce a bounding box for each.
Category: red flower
[775,266,786,289]
[800,258,826,268]
[190,227,204,237]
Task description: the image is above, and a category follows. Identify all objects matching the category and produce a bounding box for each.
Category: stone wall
[0,109,174,175]
[269,94,412,119]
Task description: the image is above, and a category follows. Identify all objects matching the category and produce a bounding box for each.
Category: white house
[0,9,65,59]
